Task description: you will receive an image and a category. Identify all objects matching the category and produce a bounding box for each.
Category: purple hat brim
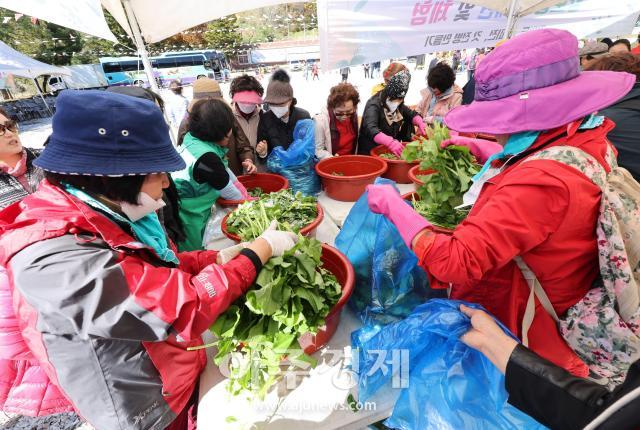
[444,71,636,135]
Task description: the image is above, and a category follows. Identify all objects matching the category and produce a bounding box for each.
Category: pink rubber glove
[366,184,431,247]
[234,180,251,200]
[374,132,404,157]
[440,135,502,164]
[412,115,427,136]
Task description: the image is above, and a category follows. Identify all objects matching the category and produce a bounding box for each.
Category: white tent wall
[459,0,582,37]
[317,0,640,70]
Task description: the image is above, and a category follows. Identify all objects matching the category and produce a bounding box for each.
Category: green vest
[172,132,228,251]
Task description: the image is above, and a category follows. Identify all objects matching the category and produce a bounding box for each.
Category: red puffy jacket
[0,181,257,429]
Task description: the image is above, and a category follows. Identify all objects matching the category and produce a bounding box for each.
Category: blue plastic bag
[267,119,321,196]
[352,299,546,430]
[335,178,443,325]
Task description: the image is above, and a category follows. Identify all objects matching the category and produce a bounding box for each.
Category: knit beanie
[383,62,409,84]
[264,69,294,104]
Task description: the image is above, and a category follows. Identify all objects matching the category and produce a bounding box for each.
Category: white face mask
[237,102,257,114]
[386,100,401,112]
[120,192,166,222]
[270,104,290,119]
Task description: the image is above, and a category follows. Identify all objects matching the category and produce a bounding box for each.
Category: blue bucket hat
[35,90,185,176]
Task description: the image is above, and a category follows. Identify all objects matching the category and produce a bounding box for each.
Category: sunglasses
[334,110,355,119]
[0,120,18,136]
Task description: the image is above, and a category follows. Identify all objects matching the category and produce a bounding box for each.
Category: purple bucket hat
[444,29,636,134]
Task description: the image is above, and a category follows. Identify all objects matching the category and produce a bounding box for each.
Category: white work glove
[258,220,298,257]
[216,242,249,265]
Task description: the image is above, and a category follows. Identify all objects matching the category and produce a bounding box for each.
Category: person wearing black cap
[0,90,298,430]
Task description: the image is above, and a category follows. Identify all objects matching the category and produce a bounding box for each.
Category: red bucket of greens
[217,173,289,207]
[370,145,418,184]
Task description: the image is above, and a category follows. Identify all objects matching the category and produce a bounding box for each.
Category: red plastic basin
[401,191,454,235]
[217,173,289,207]
[315,155,388,202]
[370,145,418,184]
[297,244,355,355]
[408,164,437,187]
[221,203,324,242]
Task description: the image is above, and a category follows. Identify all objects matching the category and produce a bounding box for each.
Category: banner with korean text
[318,0,640,69]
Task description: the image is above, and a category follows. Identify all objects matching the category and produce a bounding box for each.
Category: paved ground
[0,412,92,430]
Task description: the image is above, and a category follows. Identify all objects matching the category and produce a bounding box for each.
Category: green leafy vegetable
[247,187,264,198]
[378,152,399,160]
[210,237,342,399]
[226,190,318,241]
[406,123,480,228]
[412,196,470,230]
[346,393,360,412]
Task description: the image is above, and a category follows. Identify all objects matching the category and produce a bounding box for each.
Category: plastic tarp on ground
[317,0,640,69]
[0,41,69,79]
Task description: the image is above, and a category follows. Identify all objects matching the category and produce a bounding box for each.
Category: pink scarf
[0,150,30,191]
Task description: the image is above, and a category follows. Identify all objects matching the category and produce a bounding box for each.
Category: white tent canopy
[0,0,306,44]
[101,0,307,44]
[0,0,306,91]
[0,40,69,79]
[0,0,118,42]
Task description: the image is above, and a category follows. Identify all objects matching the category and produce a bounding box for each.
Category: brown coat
[178,116,255,176]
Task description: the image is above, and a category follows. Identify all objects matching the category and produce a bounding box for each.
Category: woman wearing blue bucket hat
[0,90,297,430]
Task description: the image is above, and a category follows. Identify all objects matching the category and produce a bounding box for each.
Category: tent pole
[121,0,159,93]
[33,78,53,117]
[504,0,520,39]
[120,0,177,145]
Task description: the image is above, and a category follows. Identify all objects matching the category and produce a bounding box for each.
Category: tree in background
[203,16,243,58]
[71,11,135,64]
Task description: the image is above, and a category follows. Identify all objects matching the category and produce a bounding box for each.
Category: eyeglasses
[333,110,355,119]
[0,120,18,136]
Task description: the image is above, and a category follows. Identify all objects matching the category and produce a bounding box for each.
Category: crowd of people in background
[0,29,639,430]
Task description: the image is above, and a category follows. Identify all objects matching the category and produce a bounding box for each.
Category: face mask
[237,103,256,114]
[64,186,178,264]
[120,192,166,222]
[386,100,401,112]
[270,104,290,119]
